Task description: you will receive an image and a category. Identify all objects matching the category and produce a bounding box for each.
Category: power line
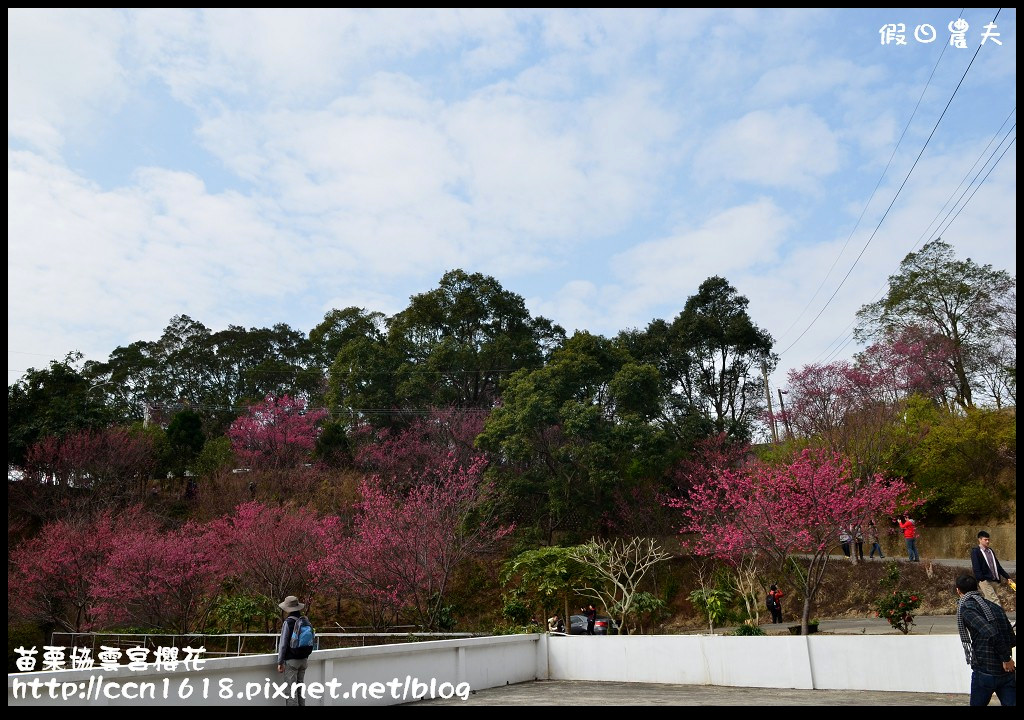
[778,10,1002,360]
[904,111,1015,254]
[807,112,1015,368]
[934,135,1016,239]
[775,25,953,345]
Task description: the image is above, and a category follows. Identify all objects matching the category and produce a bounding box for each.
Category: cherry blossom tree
[23,427,158,510]
[671,447,920,633]
[227,394,328,470]
[8,508,148,632]
[205,501,326,606]
[784,330,955,478]
[335,454,511,630]
[92,521,220,633]
[310,518,405,631]
[350,408,488,491]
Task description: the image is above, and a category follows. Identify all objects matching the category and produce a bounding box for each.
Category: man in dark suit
[971,530,1012,606]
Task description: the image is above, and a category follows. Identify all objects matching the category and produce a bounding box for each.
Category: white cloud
[8,9,128,156]
[532,199,794,335]
[6,8,1015,389]
[750,60,885,105]
[695,106,842,191]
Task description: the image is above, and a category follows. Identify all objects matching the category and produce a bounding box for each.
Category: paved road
[882,555,1015,573]
[413,680,984,706]
[816,555,1016,574]
[730,613,1015,636]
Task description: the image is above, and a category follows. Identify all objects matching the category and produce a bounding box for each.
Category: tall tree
[7,354,114,467]
[623,277,775,443]
[326,271,565,426]
[477,332,669,541]
[165,410,206,478]
[94,317,320,433]
[388,269,564,410]
[309,307,387,368]
[672,277,775,439]
[855,239,1015,409]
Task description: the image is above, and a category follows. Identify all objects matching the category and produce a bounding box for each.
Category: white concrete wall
[8,634,543,706]
[805,636,970,692]
[547,634,972,694]
[8,633,974,705]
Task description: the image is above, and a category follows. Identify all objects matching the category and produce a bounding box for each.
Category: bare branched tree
[567,537,671,633]
[727,554,767,625]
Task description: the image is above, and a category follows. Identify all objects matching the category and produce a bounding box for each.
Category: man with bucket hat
[277,595,312,706]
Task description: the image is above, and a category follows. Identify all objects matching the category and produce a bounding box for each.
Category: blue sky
[7,9,1017,394]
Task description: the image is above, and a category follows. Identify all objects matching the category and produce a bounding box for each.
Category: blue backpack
[289,616,316,658]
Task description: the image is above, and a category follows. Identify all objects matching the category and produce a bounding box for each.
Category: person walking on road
[971,530,1013,607]
[955,574,1016,706]
[868,521,885,559]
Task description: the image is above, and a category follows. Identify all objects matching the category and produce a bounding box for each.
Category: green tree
[313,420,352,468]
[166,410,206,478]
[95,317,319,434]
[623,276,775,443]
[209,322,319,418]
[890,397,1016,520]
[501,545,594,623]
[7,354,114,467]
[855,240,1015,409]
[388,269,564,408]
[477,332,669,541]
[192,436,236,478]
[672,277,775,439]
[327,271,565,427]
[309,307,387,368]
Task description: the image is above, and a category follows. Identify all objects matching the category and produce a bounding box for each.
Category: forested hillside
[8,245,1016,640]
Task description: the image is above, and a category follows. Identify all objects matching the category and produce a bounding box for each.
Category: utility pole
[762,363,778,443]
[777,389,792,441]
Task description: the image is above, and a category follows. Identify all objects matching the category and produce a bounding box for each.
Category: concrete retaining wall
[546,634,969,694]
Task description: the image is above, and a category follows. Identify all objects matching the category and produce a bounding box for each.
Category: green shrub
[874,590,921,634]
[689,587,733,631]
[732,621,766,636]
[874,561,921,634]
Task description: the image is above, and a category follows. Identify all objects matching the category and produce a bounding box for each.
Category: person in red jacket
[898,515,919,562]
[767,584,784,624]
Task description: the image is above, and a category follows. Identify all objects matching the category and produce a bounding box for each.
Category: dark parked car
[569,614,619,635]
